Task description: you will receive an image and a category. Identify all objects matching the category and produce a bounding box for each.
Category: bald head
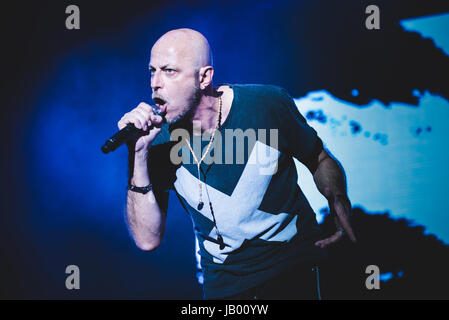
[152,28,213,71]
[149,29,216,124]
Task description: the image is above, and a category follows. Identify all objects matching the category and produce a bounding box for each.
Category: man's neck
[190,88,221,135]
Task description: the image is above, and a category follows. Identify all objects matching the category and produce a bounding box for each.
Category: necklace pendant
[217,234,225,250]
[197,202,204,210]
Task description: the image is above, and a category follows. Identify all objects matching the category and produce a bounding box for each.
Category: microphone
[101,107,165,154]
[101,123,145,154]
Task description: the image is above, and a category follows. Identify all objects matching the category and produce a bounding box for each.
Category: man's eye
[165,69,175,74]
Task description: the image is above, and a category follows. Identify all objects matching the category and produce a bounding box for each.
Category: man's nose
[151,70,163,91]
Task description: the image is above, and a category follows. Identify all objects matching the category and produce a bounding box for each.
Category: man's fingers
[135,106,163,128]
[151,113,163,125]
[117,102,163,133]
[126,114,145,130]
[134,108,152,131]
[118,113,143,130]
[136,102,153,113]
[314,231,343,248]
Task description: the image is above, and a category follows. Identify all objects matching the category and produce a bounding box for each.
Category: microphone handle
[101,123,144,154]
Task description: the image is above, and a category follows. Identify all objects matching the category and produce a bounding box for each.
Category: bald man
[118,28,356,300]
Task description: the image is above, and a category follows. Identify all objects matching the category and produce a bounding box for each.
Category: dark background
[1,0,449,299]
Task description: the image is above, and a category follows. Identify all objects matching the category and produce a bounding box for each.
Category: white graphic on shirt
[174,141,298,264]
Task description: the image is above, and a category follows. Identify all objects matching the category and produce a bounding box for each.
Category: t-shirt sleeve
[272,87,323,165]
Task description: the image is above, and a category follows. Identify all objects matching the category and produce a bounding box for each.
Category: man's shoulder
[231,84,293,117]
[231,83,288,98]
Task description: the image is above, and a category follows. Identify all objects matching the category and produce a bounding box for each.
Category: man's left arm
[304,147,357,248]
[272,86,356,247]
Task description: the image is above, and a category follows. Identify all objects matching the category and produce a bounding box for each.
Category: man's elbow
[135,238,162,252]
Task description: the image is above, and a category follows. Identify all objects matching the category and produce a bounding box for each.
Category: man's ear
[198,66,214,89]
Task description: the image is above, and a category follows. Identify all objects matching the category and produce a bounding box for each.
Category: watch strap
[127,183,152,194]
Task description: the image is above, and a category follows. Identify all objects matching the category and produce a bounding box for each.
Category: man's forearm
[312,149,357,244]
[313,150,349,203]
[126,153,166,251]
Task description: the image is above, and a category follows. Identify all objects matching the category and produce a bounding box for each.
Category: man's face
[150,42,201,124]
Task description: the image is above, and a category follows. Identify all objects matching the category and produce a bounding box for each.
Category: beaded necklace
[185,95,225,249]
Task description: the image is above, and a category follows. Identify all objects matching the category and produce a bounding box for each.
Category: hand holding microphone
[102,102,165,154]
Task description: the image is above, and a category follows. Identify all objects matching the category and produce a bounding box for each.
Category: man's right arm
[126,150,167,251]
[118,102,166,251]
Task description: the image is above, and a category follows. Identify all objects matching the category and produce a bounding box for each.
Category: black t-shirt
[148,84,328,299]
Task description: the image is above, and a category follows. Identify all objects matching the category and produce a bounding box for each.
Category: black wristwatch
[127,183,152,194]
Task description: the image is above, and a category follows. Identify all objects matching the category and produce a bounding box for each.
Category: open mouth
[152,97,167,117]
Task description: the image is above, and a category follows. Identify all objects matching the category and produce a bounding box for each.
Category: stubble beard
[166,81,202,125]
